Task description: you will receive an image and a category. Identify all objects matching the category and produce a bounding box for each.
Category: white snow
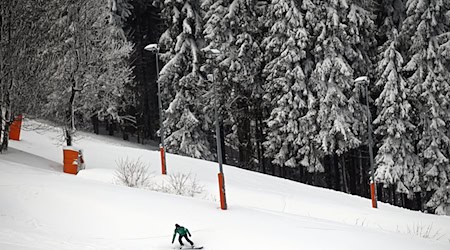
[1,119,449,250]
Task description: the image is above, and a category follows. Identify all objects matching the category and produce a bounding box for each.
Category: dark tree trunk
[414,192,423,211]
[341,155,349,193]
[256,116,266,174]
[108,121,115,136]
[122,126,129,141]
[324,156,332,189]
[333,154,341,191]
[349,152,357,194]
[65,74,78,147]
[91,115,99,134]
[237,115,252,169]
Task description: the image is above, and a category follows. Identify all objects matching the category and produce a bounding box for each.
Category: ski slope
[0,119,449,250]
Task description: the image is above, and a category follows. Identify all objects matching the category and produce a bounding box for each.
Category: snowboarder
[172,224,194,249]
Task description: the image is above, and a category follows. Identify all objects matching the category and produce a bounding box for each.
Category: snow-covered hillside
[1,119,449,250]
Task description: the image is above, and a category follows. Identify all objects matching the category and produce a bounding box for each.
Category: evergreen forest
[1,0,450,215]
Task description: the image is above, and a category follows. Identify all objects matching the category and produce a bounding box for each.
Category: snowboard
[180,246,203,249]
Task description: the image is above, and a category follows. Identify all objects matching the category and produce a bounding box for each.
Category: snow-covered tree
[374,29,421,197]
[307,0,365,156]
[79,0,134,124]
[261,0,322,172]
[42,0,133,146]
[202,0,264,166]
[159,0,213,159]
[402,0,450,214]
[0,0,49,151]
[201,0,231,162]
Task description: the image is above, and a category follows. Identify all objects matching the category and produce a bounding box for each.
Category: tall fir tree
[402,0,450,214]
[201,0,231,163]
[307,0,363,156]
[159,0,213,159]
[374,29,422,198]
[261,0,322,173]
[202,0,264,167]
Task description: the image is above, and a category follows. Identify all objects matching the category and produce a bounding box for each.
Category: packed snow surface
[1,119,449,250]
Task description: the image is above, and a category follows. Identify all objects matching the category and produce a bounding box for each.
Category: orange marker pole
[218,173,227,210]
[160,145,166,175]
[370,182,377,208]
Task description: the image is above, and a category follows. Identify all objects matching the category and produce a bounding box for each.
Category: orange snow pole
[9,114,23,141]
[160,145,167,175]
[370,182,377,208]
[218,173,227,210]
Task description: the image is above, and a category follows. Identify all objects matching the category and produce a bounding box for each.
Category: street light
[145,43,167,175]
[203,47,227,210]
[354,76,377,208]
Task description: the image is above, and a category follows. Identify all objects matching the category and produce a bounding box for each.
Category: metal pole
[155,50,167,175]
[365,83,377,208]
[213,71,227,210]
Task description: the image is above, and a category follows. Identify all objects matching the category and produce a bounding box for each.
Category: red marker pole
[160,145,166,175]
[370,182,377,208]
[218,173,227,210]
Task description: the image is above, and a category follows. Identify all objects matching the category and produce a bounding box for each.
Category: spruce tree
[374,29,421,198]
[202,0,264,166]
[307,0,364,156]
[402,0,450,214]
[261,0,322,173]
[201,0,231,163]
[159,0,213,159]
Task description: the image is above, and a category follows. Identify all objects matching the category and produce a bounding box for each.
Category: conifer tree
[202,0,264,166]
[374,29,421,197]
[402,0,450,214]
[201,0,231,163]
[307,0,363,156]
[261,0,322,173]
[159,0,213,159]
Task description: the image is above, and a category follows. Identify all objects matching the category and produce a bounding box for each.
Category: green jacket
[172,226,191,242]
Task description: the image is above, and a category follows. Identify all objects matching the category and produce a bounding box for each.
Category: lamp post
[203,48,227,210]
[145,43,167,175]
[354,76,377,208]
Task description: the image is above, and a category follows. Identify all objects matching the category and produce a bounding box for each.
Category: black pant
[178,235,194,246]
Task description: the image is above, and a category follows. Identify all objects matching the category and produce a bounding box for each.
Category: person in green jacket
[172,224,194,248]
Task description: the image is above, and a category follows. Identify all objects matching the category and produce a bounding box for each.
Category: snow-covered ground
[1,119,449,250]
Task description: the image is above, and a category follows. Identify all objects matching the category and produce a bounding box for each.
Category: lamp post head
[144,44,159,52]
[208,48,221,54]
[202,47,221,55]
[354,76,369,84]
